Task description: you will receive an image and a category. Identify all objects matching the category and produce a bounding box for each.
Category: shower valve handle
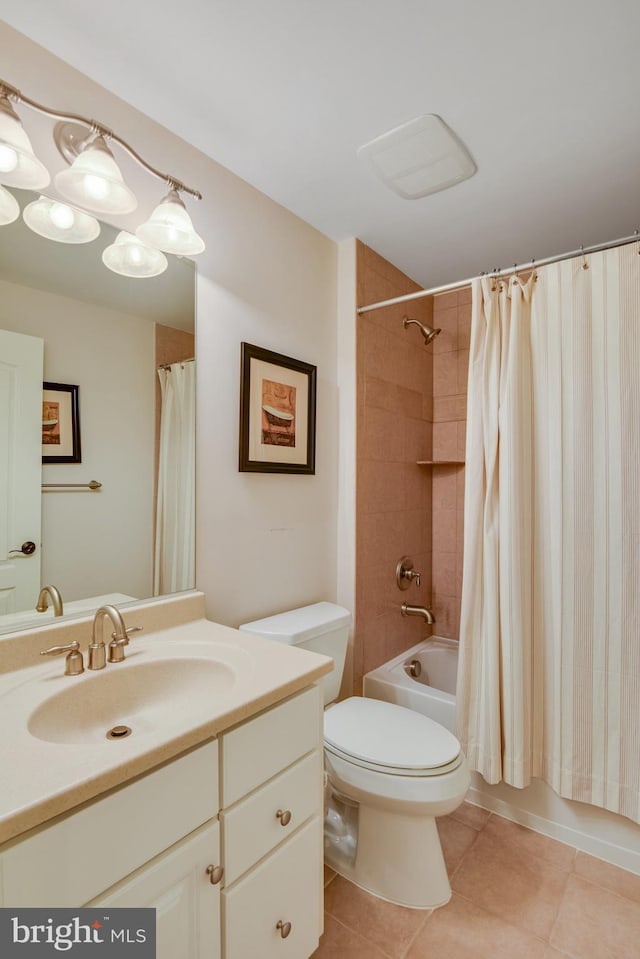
[396,556,421,590]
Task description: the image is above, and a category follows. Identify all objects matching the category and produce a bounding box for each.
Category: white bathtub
[363,637,458,734]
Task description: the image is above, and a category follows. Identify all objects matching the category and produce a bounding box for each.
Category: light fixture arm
[0,79,203,200]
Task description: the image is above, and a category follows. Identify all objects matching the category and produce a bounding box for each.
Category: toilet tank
[239,602,352,706]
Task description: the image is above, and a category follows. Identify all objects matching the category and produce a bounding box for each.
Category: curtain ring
[581,245,589,270]
[529,257,538,283]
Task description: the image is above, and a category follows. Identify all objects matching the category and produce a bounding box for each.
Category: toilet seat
[324,697,462,777]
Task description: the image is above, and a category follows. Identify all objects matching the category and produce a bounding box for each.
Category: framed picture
[239,343,316,474]
[42,382,81,464]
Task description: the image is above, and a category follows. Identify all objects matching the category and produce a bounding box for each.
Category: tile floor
[313,803,640,959]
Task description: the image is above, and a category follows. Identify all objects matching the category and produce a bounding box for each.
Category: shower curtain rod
[357,230,640,314]
[157,357,195,370]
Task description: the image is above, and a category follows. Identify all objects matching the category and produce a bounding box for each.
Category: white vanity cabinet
[0,683,324,959]
[219,684,324,959]
[88,821,221,959]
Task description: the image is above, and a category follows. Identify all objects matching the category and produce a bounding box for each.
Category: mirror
[0,187,196,634]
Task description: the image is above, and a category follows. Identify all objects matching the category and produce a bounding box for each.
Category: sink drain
[106,724,132,740]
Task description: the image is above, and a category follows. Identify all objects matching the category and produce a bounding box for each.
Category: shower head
[402,315,442,346]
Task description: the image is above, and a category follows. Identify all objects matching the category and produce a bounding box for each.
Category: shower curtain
[154,360,196,596]
[457,247,640,823]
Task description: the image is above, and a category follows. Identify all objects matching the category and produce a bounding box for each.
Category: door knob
[276,920,292,939]
[9,541,36,557]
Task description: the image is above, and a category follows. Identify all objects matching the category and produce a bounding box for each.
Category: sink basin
[28,656,238,745]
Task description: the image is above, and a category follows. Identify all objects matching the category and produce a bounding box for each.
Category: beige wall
[1,23,339,627]
[354,241,434,692]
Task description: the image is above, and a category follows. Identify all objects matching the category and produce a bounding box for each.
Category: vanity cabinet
[220,684,324,959]
[0,684,324,959]
[89,822,221,959]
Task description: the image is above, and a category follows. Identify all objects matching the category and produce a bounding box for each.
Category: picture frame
[42,382,82,464]
[239,343,316,474]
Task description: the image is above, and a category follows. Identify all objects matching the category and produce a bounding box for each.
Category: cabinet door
[224,816,322,959]
[89,821,221,959]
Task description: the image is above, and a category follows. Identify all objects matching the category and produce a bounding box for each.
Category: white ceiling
[3,1,640,291]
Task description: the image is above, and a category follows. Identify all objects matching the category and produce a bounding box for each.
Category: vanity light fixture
[102,230,168,278]
[0,183,19,224]
[0,79,205,272]
[54,132,137,216]
[23,195,100,243]
[136,188,205,256]
[0,93,50,189]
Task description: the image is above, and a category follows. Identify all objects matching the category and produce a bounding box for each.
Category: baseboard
[466,785,640,877]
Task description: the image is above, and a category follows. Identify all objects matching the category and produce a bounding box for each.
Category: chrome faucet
[35,584,64,617]
[401,603,435,625]
[89,604,128,670]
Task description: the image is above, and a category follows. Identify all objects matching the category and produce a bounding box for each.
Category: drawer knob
[276,920,292,939]
[206,864,224,885]
[276,808,292,827]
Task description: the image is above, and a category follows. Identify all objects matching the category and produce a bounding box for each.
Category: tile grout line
[321,912,389,959]
[544,859,574,952]
[452,890,551,949]
[398,906,434,959]
[565,866,640,909]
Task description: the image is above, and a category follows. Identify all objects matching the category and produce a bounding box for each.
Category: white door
[0,329,43,614]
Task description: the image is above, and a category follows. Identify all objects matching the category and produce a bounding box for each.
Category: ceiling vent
[357,114,476,199]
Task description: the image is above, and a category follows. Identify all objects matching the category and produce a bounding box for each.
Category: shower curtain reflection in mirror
[154,360,196,595]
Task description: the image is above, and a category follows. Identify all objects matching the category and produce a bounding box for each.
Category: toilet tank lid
[239,602,352,644]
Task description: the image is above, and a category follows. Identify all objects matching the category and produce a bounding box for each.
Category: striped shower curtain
[457,246,640,822]
[154,360,196,596]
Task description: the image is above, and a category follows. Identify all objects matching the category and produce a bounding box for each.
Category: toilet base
[325,804,451,910]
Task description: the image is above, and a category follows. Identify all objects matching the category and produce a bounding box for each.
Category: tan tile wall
[355,241,434,692]
[431,287,470,638]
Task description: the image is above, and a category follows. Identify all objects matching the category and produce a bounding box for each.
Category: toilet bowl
[323,696,468,907]
[239,603,469,909]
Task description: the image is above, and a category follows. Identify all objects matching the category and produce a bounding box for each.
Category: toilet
[239,602,469,909]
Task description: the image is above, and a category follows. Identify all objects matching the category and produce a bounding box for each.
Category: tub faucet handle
[396,556,421,590]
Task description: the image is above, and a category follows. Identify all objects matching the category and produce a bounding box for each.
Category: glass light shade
[102,231,168,278]
[0,96,50,190]
[22,196,100,244]
[54,135,137,215]
[0,184,19,225]
[136,189,205,255]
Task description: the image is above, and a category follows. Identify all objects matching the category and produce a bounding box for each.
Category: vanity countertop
[0,594,332,845]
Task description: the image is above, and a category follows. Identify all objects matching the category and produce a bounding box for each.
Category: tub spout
[400,603,435,625]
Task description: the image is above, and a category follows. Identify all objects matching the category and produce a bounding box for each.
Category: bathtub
[363,637,458,734]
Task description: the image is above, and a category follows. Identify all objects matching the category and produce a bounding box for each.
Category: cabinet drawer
[223,816,322,959]
[222,750,322,885]
[1,740,218,907]
[221,686,321,806]
[89,821,221,959]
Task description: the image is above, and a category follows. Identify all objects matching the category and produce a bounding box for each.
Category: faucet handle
[108,625,143,663]
[40,640,84,676]
[396,556,422,590]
